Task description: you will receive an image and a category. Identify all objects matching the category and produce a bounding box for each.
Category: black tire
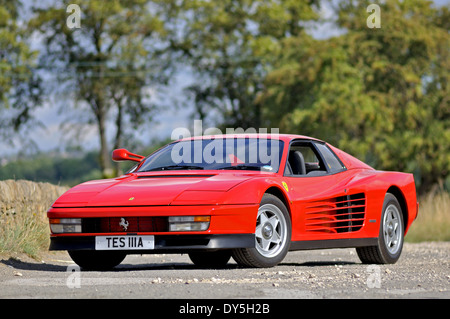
[232,194,291,268]
[68,250,126,270]
[188,250,232,268]
[357,193,404,264]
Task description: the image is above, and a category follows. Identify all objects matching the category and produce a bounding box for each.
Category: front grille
[82,217,168,233]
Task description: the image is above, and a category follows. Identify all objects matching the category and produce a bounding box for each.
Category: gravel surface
[0,242,449,300]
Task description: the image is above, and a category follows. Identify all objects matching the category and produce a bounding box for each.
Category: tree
[261,0,449,194]
[0,0,42,142]
[29,0,170,177]
[162,0,320,129]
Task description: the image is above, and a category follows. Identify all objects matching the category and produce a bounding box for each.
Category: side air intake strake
[304,193,366,233]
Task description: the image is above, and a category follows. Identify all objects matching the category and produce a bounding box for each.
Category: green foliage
[29,0,171,177]
[0,138,170,186]
[260,0,449,194]
[0,0,42,137]
[1,0,448,196]
[0,151,103,186]
[163,0,320,128]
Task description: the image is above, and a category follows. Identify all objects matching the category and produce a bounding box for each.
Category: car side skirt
[289,238,378,251]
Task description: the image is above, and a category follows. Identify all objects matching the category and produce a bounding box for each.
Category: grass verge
[405,191,450,242]
[0,180,68,259]
[0,207,50,258]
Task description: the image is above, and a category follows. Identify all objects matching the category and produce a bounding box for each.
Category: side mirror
[112,148,145,162]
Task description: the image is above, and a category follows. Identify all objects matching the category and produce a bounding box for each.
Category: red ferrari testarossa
[47,134,418,269]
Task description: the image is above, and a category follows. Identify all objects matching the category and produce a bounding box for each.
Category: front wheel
[188,250,232,268]
[68,250,126,270]
[357,193,404,264]
[232,194,291,268]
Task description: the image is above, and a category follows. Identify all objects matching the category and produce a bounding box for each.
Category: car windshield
[137,137,284,173]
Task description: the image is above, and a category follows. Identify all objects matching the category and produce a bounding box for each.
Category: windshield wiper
[216,164,263,171]
[143,165,204,172]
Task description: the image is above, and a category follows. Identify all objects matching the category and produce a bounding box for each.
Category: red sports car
[47,134,418,270]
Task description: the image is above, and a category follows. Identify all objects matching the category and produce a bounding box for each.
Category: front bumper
[49,233,255,253]
[47,203,259,234]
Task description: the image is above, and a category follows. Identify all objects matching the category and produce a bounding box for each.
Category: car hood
[52,172,256,207]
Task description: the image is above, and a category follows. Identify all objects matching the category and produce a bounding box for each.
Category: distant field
[0,180,448,259]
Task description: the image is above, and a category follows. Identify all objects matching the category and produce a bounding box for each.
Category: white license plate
[95,235,154,250]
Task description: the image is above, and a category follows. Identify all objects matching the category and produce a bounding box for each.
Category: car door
[283,140,362,241]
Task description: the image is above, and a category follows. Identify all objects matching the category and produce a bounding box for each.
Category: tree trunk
[97,111,111,178]
[91,92,111,178]
[113,101,123,177]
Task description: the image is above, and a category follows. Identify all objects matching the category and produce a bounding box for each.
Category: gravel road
[1,242,448,301]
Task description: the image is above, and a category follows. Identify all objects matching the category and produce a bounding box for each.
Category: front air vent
[305,193,366,233]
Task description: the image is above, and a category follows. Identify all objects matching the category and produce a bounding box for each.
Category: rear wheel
[357,193,404,264]
[68,250,126,270]
[232,194,291,268]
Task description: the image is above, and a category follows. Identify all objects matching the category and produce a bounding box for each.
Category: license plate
[95,235,154,250]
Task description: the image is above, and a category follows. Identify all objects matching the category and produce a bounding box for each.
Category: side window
[314,142,346,173]
[284,142,327,176]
